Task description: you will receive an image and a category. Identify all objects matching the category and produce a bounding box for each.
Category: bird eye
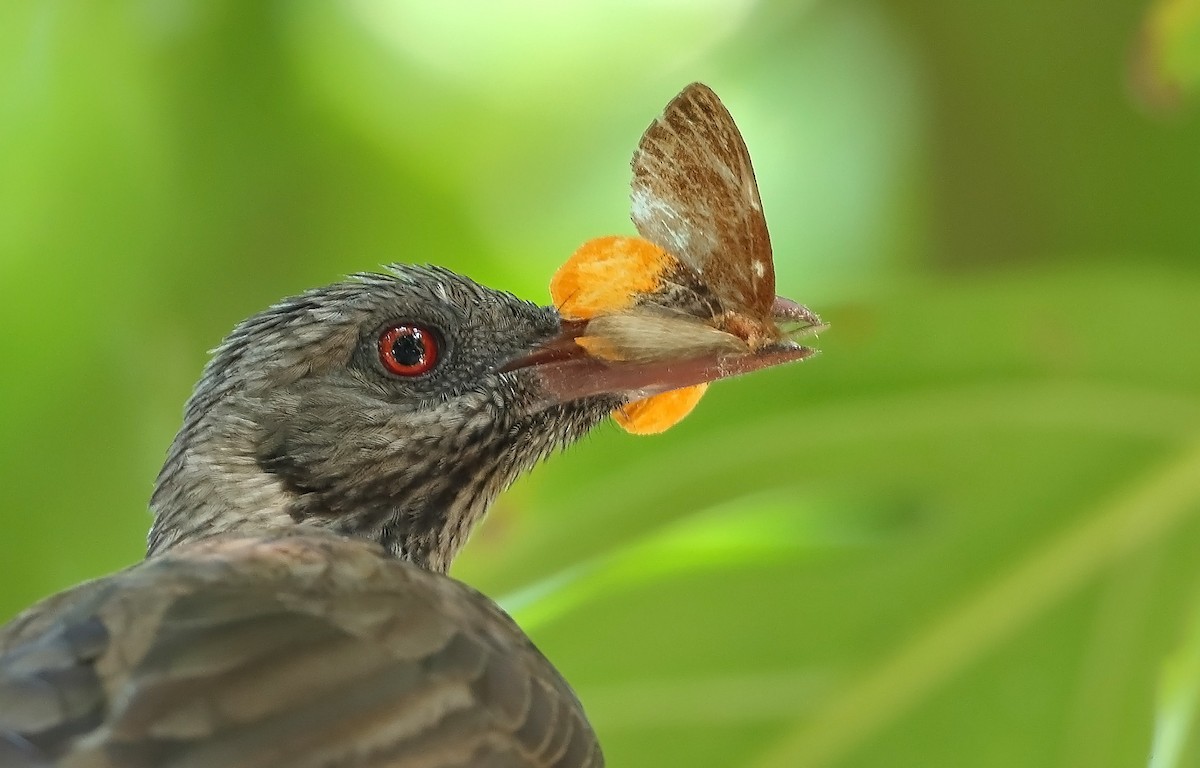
[378,324,439,376]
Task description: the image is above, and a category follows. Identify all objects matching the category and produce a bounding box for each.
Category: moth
[541,82,825,432]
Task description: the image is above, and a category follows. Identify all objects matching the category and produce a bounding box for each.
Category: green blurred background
[3,1,1200,766]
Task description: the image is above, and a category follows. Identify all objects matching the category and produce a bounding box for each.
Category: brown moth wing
[630,82,775,319]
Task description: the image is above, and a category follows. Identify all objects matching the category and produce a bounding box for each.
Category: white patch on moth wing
[631,188,690,253]
[752,260,766,279]
[711,158,742,188]
[663,223,691,254]
[631,187,672,223]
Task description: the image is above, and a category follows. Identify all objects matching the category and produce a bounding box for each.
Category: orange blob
[613,385,708,435]
[550,236,674,320]
[574,334,625,362]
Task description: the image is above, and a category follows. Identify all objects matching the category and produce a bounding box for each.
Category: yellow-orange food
[550,236,709,435]
[551,236,674,320]
[573,334,625,362]
[613,384,708,435]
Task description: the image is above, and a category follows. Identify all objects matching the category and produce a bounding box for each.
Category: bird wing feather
[0,532,601,768]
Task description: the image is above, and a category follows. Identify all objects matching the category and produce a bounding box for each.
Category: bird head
[148,266,620,570]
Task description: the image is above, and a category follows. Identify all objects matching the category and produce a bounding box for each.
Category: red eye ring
[378,324,439,377]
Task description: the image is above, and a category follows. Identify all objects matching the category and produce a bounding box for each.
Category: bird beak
[501,300,824,405]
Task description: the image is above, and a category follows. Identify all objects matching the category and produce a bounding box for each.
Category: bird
[0,263,817,768]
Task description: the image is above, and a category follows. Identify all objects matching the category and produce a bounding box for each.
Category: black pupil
[391,330,426,367]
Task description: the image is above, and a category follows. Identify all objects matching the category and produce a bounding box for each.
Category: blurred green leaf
[502,490,897,631]
[1149,588,1200,768]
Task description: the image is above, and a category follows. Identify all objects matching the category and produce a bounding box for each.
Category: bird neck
[148,401,295,558]
[147,394,548,573]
